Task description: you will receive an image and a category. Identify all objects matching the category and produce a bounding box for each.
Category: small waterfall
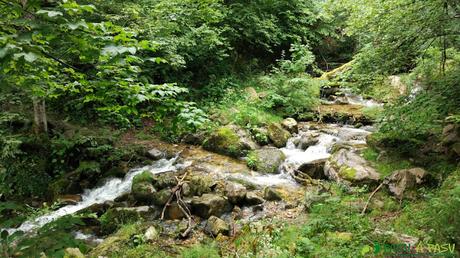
[7,156,188,235]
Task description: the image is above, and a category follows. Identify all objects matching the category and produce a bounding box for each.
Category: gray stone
[205,216,230,236]
[147,148,164,160]
[388,168,427,199]
[324,149,380,184]
[281,118,298,134]
[267,123,292,148]
[224,182,247,204]
[263,187,282,201]
[191,194,232,218]
[144,226,159,241]
[249,147,286,174]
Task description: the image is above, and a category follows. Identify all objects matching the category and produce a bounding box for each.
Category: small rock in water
[147,148,164,160]
[205,216,230,236]
[57,195,82,205]
[248,147,286,174]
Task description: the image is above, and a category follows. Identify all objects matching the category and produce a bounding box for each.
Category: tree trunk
[33,98,48,135]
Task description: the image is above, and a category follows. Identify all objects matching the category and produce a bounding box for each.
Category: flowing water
[7,157,188,235]
[7,90,376,236]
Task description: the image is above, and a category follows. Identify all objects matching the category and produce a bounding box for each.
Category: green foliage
[258,73,322,117]
[100,208,142,235]
[1,215,88,258]
[180,242,220,258]
[393,168,460,251]
[361,148,412,177]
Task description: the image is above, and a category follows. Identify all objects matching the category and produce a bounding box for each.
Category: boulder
[245,192,265,205]
[131,182,156,204]
[181,132,207,145]
[205,216,230,236]
[188,175,215,196]
[152,173,177,190]
[147,148,164,160]
[204,125,258,157]
[298,159,327,179]
[324,149,380,184]
[191,194,232,218]
[387,168,427,199]
[224,182,247,204]
[248,147,286,174]
[281,118,298,134]
[263,187,282,201]
[267,123,292,148]
[152,188,172,206]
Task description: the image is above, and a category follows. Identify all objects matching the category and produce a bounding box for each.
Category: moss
[338,166,357,181]
[76,161,101,176]
[204,126,244,157]
[133,171,154,185]
[100,209,142,235]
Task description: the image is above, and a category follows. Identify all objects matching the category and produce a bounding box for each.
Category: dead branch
[361,181,385,215]
[160,171,194,238]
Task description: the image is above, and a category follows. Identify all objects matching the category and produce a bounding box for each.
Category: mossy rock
[100,208,142,235]
[247,147,286,174]
[131,171,156,203]
[203,126,250,157]
[152,173,177,190]
[76,160,101,177]
[267,123,291,148]
[188,175,215,196]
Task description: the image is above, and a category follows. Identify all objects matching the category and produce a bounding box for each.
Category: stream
[7,88,380,243]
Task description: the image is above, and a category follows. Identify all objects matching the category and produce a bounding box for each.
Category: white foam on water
[7,157,186,234]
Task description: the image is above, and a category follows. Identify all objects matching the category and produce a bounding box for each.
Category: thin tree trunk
[33,98,48,135]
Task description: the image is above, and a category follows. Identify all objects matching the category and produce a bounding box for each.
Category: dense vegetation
[1,0,459,257]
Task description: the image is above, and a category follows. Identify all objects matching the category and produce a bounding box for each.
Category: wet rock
[245,192,264,205]
[248,147,286,174]
[147,148,164,160]
[57,195,82,205]
[263,187,282,201]
[388,168,427,199]
[224,182,247,204]
[205,216,230,236]
[204,125,258,157]
[64,247,85,258]
[441,124,460,158]
[281,118,298,134]
[191,194,232,218]
[324,149,380,184]
[153,188,172,206]
[298,159,327,179]
[267,123,292,148]
[297,132,320,150]
[144,226,159,241]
